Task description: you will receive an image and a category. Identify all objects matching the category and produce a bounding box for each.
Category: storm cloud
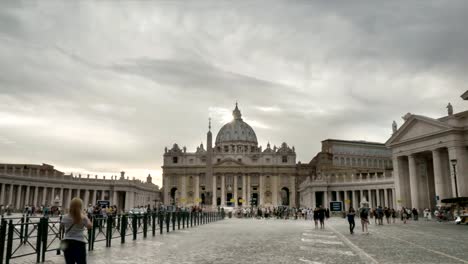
[1,1,467,185]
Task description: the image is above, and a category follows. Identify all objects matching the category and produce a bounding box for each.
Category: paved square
[42,218,468,264]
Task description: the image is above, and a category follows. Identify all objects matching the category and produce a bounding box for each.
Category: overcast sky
[1,1,467,186]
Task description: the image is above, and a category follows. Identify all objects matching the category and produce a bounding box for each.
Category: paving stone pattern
[27,217,468,264]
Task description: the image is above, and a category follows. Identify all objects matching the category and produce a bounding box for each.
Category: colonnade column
[212,175,217,207]
[344,190,349,211]
[0,183,5,205]
[112,191,118,207]
[376,189,381,207]
[84,190,89,207]
[367,189,372,208]
[16,185,22,209]
[221,175,226,206]
[352,191,358,209]
[41,187,47,206]
[233,175,238,207]
[384,189,388,207]
[408,155,419,209]
[33,186,38,207]
[91,190,96,206]
[100,190,105,201]
[448,146,468,198]
[59,188,64,207]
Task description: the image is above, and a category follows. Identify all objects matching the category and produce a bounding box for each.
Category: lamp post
[450,159,459,198]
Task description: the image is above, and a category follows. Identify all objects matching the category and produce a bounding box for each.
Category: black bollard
[120,215,127,244]
[166,212,170,233]
[152,213,156,236]
[190,212,193,227]
[106,216,113,247]
[177,212,181,230]
[132,215,137,240]
[172,212,176,231]
[143,214,148,238]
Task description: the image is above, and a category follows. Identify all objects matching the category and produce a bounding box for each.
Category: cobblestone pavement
[35,217,468,264]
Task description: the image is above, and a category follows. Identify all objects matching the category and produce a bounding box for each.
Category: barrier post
[143,214,148,238]
[132,215,137,240]
[152,213,156,237]
[120,215,127,244]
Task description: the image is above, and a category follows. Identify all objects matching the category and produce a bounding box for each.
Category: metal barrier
[0,211,223,263]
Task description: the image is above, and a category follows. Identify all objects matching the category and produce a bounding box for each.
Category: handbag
[59,224,75,251]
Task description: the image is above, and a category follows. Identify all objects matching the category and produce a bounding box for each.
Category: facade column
[432,149,450,205]
[0,183,5,205]
[212,175,217,207]
[7,184,14,206]
[448,146,468,198]
[408,154,419,209]
[180,176,186,205]
[221,175,226,206]
[246,175,250,206]
[290,176,296,207]
[194,175,200,205]
[259,175,264,206]
[359,189,364,205]
[233,175,238,207]
[324,190,329,208]
[33,186,38,207]
[272,176,278,206]
[100,190,105,201]
[242,175,247,207]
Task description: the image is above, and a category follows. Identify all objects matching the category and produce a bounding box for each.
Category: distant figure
[347,207,356,234]
[359,207,369,234]
[447,103,453,115]
[392,121,398,133]
[60,198,93,264]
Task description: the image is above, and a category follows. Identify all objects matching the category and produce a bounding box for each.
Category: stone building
[0,163,161,212]
[299,139,395,211]
[386,93,468,211]
[162,104,299,208]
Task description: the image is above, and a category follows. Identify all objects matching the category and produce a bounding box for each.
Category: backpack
[360,208,368,217]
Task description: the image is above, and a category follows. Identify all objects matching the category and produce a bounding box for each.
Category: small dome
[215,104,258,145]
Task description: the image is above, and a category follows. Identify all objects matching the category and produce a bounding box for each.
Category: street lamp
[450,159,459,198]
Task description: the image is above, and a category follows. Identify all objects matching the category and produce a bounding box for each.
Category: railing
[0,211,223,263]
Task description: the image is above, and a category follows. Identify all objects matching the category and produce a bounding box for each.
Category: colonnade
[307,188,396,210]
[0,183,140,211]
[169,174,297,207]
[393,146,468,210]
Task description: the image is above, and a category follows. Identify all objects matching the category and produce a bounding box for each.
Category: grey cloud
[0,1,467,185]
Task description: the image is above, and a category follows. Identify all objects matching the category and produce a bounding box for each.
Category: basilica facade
[162,104,299,208]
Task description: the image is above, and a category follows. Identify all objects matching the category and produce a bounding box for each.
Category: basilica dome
[215,104,258,146]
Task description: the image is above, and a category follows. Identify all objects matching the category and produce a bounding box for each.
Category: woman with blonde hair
[60,197,92,264]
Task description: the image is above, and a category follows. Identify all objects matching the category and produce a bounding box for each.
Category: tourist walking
[347,207,356,234]
[60,198,93,264]
[359,207,369,234]
[412,208,419,221]
[390,208,396,223]
[401,207,408,224]
[313,207,319,229]
[318,206,326,229]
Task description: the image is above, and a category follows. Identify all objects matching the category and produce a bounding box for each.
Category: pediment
[214,158,244,166]
[386,115,452,145]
